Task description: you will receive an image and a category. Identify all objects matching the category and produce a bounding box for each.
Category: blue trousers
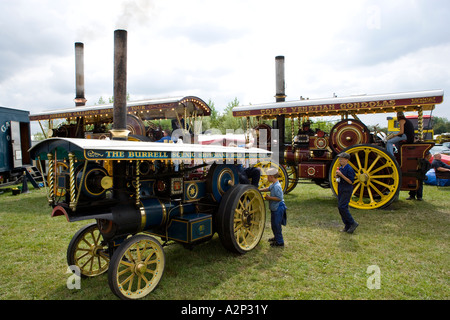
[271,202,287,244]
[338,187,355,229]
[386,134,406,156]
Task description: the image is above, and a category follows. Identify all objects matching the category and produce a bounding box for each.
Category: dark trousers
[409,180,423,199]
[239,167,261,187]
[270,210,284,244]
[271,204,286,245]
[338,187,355,229]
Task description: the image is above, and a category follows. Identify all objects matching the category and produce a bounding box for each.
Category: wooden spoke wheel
[108,235,165,300]
[330,145,401,210]
[330,120,370,153]
[284,165,298,194]
[216,184,266,254]
[254,161,288,193]
[67,223,110,278]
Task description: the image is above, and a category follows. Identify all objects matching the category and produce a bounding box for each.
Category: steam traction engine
[233,89,444,210]
[29,138,270,299]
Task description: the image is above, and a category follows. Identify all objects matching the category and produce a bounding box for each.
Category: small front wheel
[67,223,109,278]
[108,234,165,300]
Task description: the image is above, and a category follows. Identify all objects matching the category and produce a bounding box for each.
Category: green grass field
[0,182,448,300]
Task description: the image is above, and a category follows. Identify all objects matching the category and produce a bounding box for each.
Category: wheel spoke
[367,186,375,204]
[368,182,384,197]
[143,251,156,264]
[136,244,142,262]
[358,184,365,203]
[371,174,393,179]
[355,152,363,170]
[119,260,134,268]
[367,155,381,172]
[80,255,94,270]
[245,196,257,209]
[369,163,390,175]
[348,160,358,172]
[371,179,393,189]
[352,182,361,197]
[146,258,158,265]
[363,149,370,170]
[82,237,92,247]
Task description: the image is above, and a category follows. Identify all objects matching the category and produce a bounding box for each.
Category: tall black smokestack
[111,29,129,141]
[274,56,285,164]
[275,56,286,102]
[74,42,87,106]
[111,30,129,202]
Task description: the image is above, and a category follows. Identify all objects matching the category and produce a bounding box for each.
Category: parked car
[430,144,450,155]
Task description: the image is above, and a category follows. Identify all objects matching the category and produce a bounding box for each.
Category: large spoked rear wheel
[67,223,110,278]
[216,184,266,254]
[254,161,288,193]
[330,145,401,210]
[108,234,165,300]
[284,165,298,194]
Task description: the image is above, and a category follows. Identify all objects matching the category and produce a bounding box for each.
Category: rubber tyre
[108,234,165,300]
[67,223,109,278]
[216,184,266,254]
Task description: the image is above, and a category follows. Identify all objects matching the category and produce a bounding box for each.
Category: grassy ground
[0,182,448,300]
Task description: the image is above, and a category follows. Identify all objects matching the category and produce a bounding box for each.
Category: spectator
[155,130,172,143]
[259,167,287,247]
[431,153,450,173]
[407,151,432,201]
[335,152,359,234]
[386,111,415,156]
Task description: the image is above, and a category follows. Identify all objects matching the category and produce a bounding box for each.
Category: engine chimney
[275,56,286,103]
[274,56,285,164]
[74,42,87,106]
[110,29,129,141]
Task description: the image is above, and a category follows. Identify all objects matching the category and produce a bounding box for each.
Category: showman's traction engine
[29,30,271,300]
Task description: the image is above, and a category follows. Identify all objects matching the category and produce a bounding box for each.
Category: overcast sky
[1,0,449,133]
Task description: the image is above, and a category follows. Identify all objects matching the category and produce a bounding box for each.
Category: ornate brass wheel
[67,223,109,278]
[330,120,370,153]
[126,114,147,136]
[108,235,165,300]
[330,145,401,210]
[254,161,288,193]
[216,185,266,254]
[284,165,298,194]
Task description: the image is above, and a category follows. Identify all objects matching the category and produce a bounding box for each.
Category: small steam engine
[30,137,270,299]
[29,30,271,300]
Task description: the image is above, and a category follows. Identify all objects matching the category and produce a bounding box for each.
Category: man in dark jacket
[407,152,431,201]
[432,153,450,173]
